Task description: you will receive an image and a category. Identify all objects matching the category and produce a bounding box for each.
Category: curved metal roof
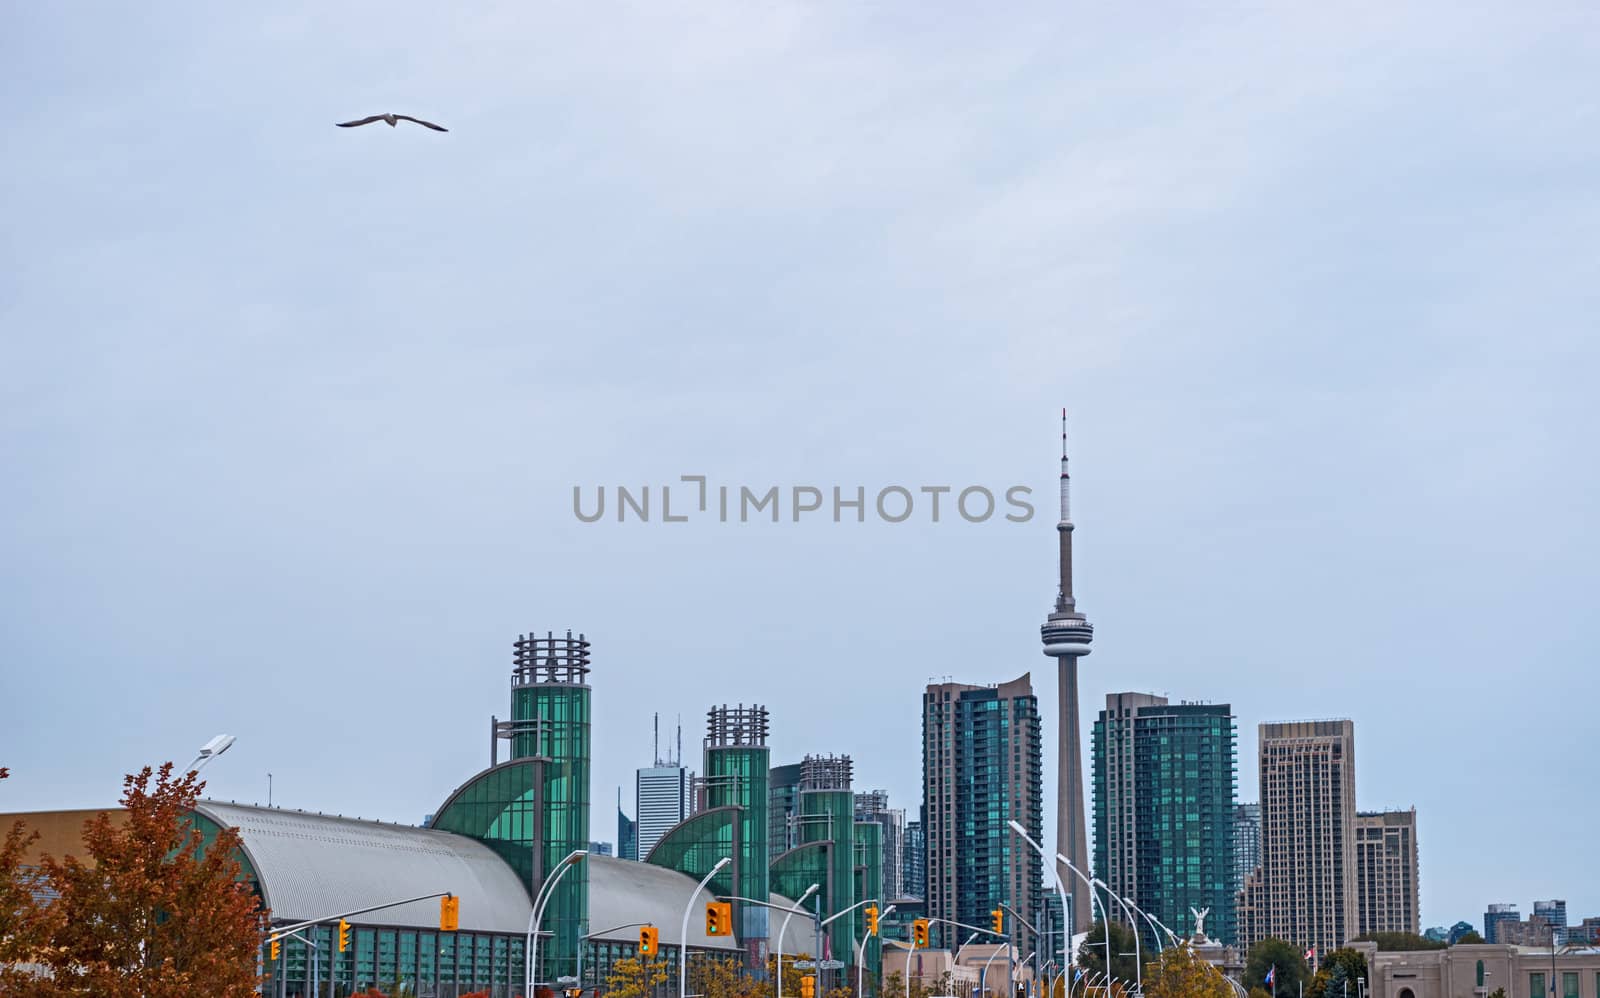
[584,857,814,953]
[194,801,532,932]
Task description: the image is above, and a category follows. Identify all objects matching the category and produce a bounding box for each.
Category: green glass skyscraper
[1092,692,1237,946]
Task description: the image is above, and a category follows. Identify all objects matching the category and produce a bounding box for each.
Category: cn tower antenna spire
[1042,407,1095,934]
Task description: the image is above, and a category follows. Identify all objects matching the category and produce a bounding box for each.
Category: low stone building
[1350,941,1600,998]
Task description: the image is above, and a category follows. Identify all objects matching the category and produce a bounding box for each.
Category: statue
[1190,907,1210,938]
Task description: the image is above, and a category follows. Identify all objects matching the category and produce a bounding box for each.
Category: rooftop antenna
[654,712,660,767]
[676,715,683,767]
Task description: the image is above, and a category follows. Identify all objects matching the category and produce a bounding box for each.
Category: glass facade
[854,819,884,990]
[800,788,856,971]
[1093,697,1238,946]
[433,760,540,885]
[264,925,526,998]
[646,806,741,901]
[769,763,805,862]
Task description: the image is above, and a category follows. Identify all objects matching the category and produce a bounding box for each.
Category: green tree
[1454,932,1486,946]
[1243,939,1308,998]
[1353,933,1444,952]
[1320,948,1367,998]
[34,763,269,998]
[1077,920,1142,985]
[1142,944,1233,998]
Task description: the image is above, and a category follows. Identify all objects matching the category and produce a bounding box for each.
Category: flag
[1305,947,1316,962]
[1075,969,1085,983]
[1265,966,1277,987]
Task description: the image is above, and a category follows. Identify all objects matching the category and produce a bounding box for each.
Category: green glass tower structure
[704,705,771,966]
[435,630,592,985]
[1092,692,1237,946]
[854,819,884,991]
[798,755,855,976]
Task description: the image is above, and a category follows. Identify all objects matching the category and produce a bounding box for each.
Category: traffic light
[338,919,351,953]
[705,900,732,937]
[269,937,281,961]
[639,925,659,957]
[865,905,879,936]
[912,919,930,948]
[440,895,460,932]
[801,976,817,998]
[991,908,1004,935]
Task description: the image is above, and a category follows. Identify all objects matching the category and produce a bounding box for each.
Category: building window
[1477,961,1484,987]
[1562,973,1577,998]
[1531,974,1544,998]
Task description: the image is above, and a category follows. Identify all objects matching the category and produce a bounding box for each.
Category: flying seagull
[336,113,448,132]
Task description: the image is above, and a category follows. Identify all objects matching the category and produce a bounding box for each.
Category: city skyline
[5,2,1597,933]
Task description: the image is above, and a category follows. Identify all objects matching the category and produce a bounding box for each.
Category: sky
[3,2,1598,931]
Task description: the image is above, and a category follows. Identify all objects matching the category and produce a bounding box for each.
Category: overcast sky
[3,2,1597,931]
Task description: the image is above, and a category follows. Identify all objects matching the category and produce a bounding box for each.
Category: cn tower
[1041,409,1094,934]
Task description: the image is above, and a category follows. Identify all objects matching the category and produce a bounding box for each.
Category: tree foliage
[1317,948,1368,998]
[17,763,269,998]
[1141,945,1234,998]
[604,956,670,998]
[1076,920,1143,985]
[1453,932,1486,946]
[1243,938,1308,998]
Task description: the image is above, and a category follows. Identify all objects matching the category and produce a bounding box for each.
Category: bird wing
[335,115,386,128]
[395,115,448,132]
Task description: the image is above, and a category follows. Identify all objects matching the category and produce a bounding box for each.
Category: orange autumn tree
[1,766,59,996]
[34,762,269,998]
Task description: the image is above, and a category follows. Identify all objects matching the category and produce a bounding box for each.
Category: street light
[1055,854,1110,986]
[527,849,588,998]
[778,884,820,998]
[680,856,732,998]
[187,734,235,773]
[1091,878,1139,995]
[1007,822,1074,977]
[859,903,897,998]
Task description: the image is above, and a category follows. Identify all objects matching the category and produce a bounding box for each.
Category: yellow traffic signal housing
[991,908,1004,935]
[912,918,930,947]
[440,895,460,932]
[269,937,281,961]
[338,919,351,952]
[639,925,659,957]
[865,905,879,935]
[801,975,817,998]
[705,900,733,937]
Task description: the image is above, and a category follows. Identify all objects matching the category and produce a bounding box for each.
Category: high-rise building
[799,754,858,968]
[855,791,906,900]
[1041,411,1095,933]
[1234,804,1261,895]
[1498,916,1557,947]
[1535,901,1568,945]
[1355,809,1420,936]
[1484,904,1521,944]
[588,840,614,857]
[1243,719,1357,954]
[636,764,692,859]
[768,762,804,861]
[1092,693,1239,945]
[922,675,1044,954]
[617,788,638,861]
[904,819,926,899]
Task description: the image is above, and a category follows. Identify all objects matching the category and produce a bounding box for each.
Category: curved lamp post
[858,903,896,998]
[777,883,820,998]
[527,850,588,998]
[680,857,732,998]
[1055,854,1111,985]
[1091,878,1139,995]
[1007,822,1073,974]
